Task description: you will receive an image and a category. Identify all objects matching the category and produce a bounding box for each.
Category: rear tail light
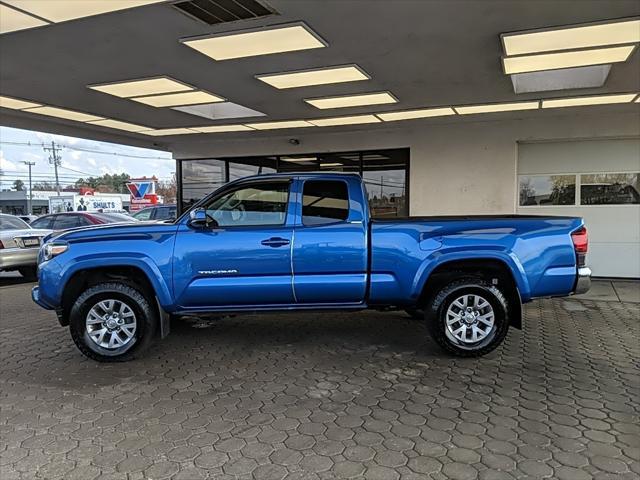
[571,226,588,266]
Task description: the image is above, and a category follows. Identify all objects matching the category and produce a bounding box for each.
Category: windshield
[92,213,137,223]
[0,215,30,230]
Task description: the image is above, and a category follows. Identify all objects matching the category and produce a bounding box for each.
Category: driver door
[173,179,295,309]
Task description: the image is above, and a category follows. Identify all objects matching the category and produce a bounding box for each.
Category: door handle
[261,237,290,247]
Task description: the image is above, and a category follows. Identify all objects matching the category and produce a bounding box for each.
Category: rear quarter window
[302,180,349,226]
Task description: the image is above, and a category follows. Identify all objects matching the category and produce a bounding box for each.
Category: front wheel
[426,278,509,357]
[69,282,156,362]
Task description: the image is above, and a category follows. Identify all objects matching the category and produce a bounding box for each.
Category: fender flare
[57,255,174,311]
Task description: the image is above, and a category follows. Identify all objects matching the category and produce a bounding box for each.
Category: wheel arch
[59,264,171,337]
[417,258,523,329]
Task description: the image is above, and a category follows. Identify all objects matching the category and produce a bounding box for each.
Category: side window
[302,180,349,226]
[133,209,152,221]
[53,215,81,230]
[204,181,290,227]
[156,207,175,220]
[30,216,53,229]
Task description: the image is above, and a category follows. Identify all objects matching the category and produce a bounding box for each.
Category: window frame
[197,179,292,229]
[301,178,351,227]
[517,170,640,208]
[579,171,640,206]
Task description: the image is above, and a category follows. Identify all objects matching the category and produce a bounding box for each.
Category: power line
[0,140,173,160]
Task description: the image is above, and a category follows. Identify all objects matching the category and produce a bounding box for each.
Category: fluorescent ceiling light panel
[281,157,317,163]
[173,102,265,121]
[88,119,149,132]
[309,115,381,127]
[503,19,640,56]
[0,95,41,110]
[132,91,224,107]
[377,107,455,121]
[306,92,397,109]
[182,24,326,60]
[0,4,48,34]
[140,128,197,136]
[5,0,165,23]
[455,101,539,115]
[541,93,637,109]
[26,106,104,122]
[256,65,369,89]
[636,95,640,103]
[89,77,192,98]
[192,125,254,133]
[503,45,636,74]
[244,120,313,130]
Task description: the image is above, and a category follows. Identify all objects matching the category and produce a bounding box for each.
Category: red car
[29,212,135,231]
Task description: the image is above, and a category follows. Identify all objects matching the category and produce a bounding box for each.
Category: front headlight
[42,242,68,261]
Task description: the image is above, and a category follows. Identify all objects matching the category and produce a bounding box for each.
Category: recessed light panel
[455,101,539,115]
[244,120,313,130]
[503,19,640,56]
[541,93,637,109]
[132,91,225,107]
[192,125,254,133]
[5,0,165,23]
[305,92,397,109]
[140,128,197,136]
[503,45,636,74]
[256,65,370,89]
[0,4,48,34]
[309,115,381,127]
[26,106,104,122]
[377,107,455,121]
[182,24,326,60]
[88,119,149,132]
[0,95,41,110]
[89,77,192,98]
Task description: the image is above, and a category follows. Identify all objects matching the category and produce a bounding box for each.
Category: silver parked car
[0,214,53,280]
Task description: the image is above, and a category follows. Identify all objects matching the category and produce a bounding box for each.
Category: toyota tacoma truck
[32,173,591,362]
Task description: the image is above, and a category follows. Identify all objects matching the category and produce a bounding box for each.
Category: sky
[0,126,174,191]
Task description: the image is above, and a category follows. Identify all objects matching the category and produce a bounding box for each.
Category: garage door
[517,139,640,278]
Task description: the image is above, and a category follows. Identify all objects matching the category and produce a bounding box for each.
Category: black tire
[18,266,37,281]
[405,308,424,321]
[69,282,156,362]
[426,278,509,357]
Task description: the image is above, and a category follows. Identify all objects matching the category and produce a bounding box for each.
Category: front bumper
[573,267,592,295]
[0,248,38,270]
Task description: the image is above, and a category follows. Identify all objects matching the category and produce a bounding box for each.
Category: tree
[74,172,131,193]
[12,179,25,191]
[156,173,177,203]
[32,181,57,191]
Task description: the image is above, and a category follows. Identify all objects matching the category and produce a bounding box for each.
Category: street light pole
[22,161,36,214]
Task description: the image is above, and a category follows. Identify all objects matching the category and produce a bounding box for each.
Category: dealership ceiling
[0,0,639,150]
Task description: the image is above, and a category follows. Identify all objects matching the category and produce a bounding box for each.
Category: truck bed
[369,214,583,304]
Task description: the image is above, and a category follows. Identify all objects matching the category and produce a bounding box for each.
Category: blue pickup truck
[33,173,591,362]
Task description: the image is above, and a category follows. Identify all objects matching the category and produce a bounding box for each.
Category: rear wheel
[18,266,37,281]
[69,282,156,362]
[426,278,509,357]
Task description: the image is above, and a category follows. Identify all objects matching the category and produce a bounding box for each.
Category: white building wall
[172,111,640,216]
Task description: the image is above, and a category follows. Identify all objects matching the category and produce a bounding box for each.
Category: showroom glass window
[518,175,576,206]
[178,149,408,218]
[580,173,640,205]
[181,159,226,211]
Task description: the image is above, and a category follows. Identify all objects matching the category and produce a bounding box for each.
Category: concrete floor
[575,279,640,303]
[0,276,639,480]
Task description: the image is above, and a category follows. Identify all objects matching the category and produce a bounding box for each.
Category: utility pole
[22,161,36,214]
[43,141,62,196]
